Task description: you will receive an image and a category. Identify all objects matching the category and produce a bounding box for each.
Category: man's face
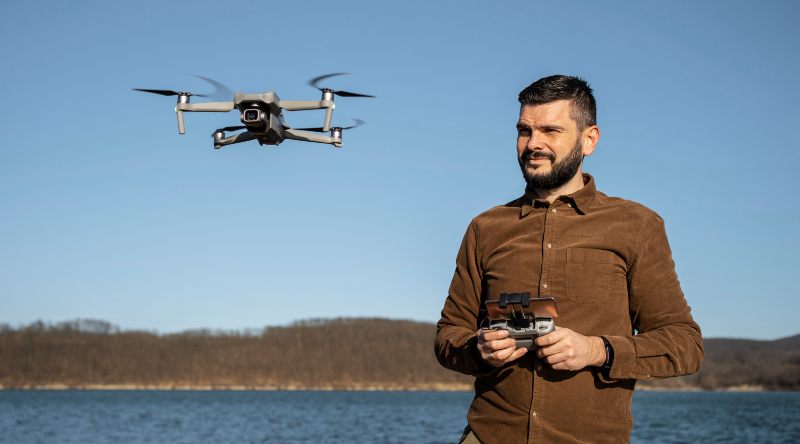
[516,100,593,190]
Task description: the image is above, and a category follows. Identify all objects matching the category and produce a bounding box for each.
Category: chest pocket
[566,248,623,302]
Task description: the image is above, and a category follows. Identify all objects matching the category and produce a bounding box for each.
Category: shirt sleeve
[434,221,493,376]
[602,215,704,380]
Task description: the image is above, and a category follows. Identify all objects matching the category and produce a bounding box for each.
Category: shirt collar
[520,173,597,217]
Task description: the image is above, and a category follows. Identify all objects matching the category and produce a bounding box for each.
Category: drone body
[134,74,371,149]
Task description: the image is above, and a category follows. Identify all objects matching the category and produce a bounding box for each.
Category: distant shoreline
[4,319,797,392]
[0,384,772,392]
[0,383,473,392]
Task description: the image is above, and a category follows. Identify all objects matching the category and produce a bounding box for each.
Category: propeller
[132,88,198,97]
[293,119,365,132]
[133,75,233,99]
[309,73,375,98]
[194,75,233,100]
[218,125,246,132]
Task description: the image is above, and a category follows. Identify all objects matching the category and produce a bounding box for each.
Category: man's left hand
[535,327,606,371]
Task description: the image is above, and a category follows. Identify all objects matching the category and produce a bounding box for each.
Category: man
[435,75,703,444]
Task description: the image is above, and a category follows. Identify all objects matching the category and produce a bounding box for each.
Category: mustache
[520,149,555,163]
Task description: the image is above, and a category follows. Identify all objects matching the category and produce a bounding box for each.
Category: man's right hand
[477,328,528,367]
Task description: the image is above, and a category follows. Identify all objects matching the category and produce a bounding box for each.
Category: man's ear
[581,125,600,157]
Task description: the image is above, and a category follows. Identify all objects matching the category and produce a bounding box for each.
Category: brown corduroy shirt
[435,174,703,444]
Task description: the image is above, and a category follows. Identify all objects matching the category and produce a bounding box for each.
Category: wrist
[592,336,607,367]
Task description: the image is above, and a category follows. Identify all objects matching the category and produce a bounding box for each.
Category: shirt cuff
[599,335,636,381]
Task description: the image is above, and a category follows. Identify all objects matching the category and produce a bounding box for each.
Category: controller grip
[536,319,556,336]
[486,318,556,350]
[505,318,556,350]
[515,338,535,349]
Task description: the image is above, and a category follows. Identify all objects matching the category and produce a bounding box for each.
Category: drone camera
[242,108,264,123]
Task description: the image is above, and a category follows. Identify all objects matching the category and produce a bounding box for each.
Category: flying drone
[133,73,373,149]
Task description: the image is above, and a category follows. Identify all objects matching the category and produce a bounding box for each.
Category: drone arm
[214,130,257,149]
[279,100,333,111]
[284,128,341,147]
[177,102,235,112]
[177,110,185,134]
[173,102,234,134]
[323,107,334,132]
[281,99,335,132]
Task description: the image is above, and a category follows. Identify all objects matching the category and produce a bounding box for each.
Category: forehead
[517,100,576,127]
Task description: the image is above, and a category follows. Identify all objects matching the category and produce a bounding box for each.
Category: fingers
[541,351,568,365]
[548,353,583,371]
[478,330,515,354]
[490,345,518,361]
[476,329,530,367]
[478,339,516,359]
[502,346,528,364]
[533,328,598,372]
[479,328,509,342]
[482,338,516,351]
[534,326,568,347]
[536,328,576,360]
[537,347,581,370]
[483,343,528,366]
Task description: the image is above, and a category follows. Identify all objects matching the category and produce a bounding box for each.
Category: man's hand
[535,327,606,371]
[477,328,528,367]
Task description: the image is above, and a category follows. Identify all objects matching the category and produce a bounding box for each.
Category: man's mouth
[523,151,555,163]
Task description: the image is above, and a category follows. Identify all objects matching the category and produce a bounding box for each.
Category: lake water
[1,390,798,443]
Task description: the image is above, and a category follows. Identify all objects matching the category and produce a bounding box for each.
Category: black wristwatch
[600,337,614,371]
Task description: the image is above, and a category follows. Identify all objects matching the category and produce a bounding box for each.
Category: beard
[518,138,584,191]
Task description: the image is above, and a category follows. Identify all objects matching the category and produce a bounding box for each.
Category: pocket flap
[567,247,617,264]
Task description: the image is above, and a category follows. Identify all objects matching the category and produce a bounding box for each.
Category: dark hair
[518,75,596,130]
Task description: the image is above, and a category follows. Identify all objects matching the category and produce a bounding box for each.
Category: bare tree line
[1,319,797,390]
[0,318,470,389]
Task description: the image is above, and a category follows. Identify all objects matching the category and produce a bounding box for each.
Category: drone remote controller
[482,293,558,350]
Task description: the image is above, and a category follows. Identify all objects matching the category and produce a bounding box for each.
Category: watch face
[484,297,559,321]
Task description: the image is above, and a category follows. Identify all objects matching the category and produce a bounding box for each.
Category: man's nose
[527,131,543,150]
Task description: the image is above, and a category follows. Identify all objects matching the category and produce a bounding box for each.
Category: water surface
[1,390,798,443]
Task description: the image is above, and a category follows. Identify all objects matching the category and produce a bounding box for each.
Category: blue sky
[1,0,798,339]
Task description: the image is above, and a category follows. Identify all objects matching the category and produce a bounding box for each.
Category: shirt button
[546,243,552,249]
[543,283,548,289]
[567,203,572,208]
[532,411,537,417]
[551,208,557,214]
